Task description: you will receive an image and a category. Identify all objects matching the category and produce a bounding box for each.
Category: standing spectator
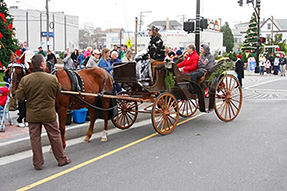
[119,45,128,60]
[147,25,165,61]
[71,49,79,64]
[273,54,280,75]
[111,45,119,58]
[86,50,101,68]
[168,51,175,61]
[279,54,286,76]
[268,53,274,72]
[46,50,57,73]
[121,50,133,62]
[63,53,76,70]
[235,54,244,87]
[110,51,121,65]
[37,46,46,57]
[265,60,271,74]
[19,44,26,55]
[177,44,199,74]
[259,54,266,75]
[98,48,113,76]
[77,50,85,68]
[15,54,71,170]
[174,49,185,64]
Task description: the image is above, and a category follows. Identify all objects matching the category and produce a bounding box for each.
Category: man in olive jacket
[15,54,71,170]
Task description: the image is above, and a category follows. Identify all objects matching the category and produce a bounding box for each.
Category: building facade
[9,6,79,52]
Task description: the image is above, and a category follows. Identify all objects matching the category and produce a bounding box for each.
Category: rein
[61,87,117,111]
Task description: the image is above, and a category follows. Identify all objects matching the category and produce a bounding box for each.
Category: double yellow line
[17,113,205,191]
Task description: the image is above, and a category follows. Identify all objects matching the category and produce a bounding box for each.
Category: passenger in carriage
[177,44,199,74]
[189,44,215,93]
[147,25,165,61]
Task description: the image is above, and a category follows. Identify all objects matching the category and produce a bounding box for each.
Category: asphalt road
[1,75,287,191]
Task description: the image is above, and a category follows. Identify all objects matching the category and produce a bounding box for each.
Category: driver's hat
[148,25,159,32]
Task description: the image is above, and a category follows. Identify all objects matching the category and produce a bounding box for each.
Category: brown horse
[10,53,114,149]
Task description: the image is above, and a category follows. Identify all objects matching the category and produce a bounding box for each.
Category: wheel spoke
[216,100,225,110]
[230,99,239,111]
[231,98,241,103]
[229,102,236,117]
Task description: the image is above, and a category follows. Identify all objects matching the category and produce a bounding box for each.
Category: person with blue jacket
[98,48,113,76]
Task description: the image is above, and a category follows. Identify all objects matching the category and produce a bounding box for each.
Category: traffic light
[256,0,261,7]
[183,21,195,33]
[260,37,266,44]
[238,0,243,6]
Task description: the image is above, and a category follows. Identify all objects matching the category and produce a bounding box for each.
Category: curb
[0,113,150,158]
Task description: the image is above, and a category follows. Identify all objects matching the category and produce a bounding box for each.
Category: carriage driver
[147,25,165,61]
[189,44,215,93]
[15,54,71,170]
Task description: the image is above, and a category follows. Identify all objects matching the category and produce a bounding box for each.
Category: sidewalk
[0,107,150,158]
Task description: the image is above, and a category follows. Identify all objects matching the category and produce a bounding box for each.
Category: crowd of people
[258,53,287,76]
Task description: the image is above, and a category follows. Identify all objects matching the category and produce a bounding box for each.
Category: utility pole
[176,14,186,28]
[46,0,49,51]
[135,17,138,54]
[40,12,42,43]
[195,0,201,54]
[26,11,29,47]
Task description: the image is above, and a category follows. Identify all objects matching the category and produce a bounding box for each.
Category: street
[1,74,287,191]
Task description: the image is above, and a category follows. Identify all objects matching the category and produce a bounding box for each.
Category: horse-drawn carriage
[110,58,243,135]
[9,52,242,147]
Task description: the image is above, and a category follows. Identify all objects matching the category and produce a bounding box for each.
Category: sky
[6,0,287,31]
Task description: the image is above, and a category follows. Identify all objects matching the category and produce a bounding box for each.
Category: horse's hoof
[100,137,107,142]
[83,138,90,144]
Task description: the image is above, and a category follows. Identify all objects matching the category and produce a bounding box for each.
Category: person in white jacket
[259,54,266,75]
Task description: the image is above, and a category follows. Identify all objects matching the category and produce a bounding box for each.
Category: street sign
[126,39,133,48]
[41,32,54,37]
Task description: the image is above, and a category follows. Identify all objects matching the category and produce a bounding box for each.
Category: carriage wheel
[178,98,198,117]
[151,93,179,135]
[112,92,138,129]
[215,74,242,122]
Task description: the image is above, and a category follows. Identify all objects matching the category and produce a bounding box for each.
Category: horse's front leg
[101,98,110,142]
[83,107,97,143]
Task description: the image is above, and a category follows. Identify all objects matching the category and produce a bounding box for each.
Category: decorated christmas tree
[241,12,258,53]
[0,0,19,68]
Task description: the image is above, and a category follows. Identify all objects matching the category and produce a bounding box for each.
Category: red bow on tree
[8,23,13,31]
[0,32,3,39]
[0,13,6,23]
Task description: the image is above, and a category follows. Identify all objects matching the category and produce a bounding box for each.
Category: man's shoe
[34,165,42,170]
[17,122,25,128]
[58,158,71,167]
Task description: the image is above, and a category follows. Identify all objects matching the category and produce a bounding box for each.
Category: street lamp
[139,11,152,32]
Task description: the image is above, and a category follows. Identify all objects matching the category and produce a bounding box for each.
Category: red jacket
[0,86,8,107]
[177,51,199,74]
